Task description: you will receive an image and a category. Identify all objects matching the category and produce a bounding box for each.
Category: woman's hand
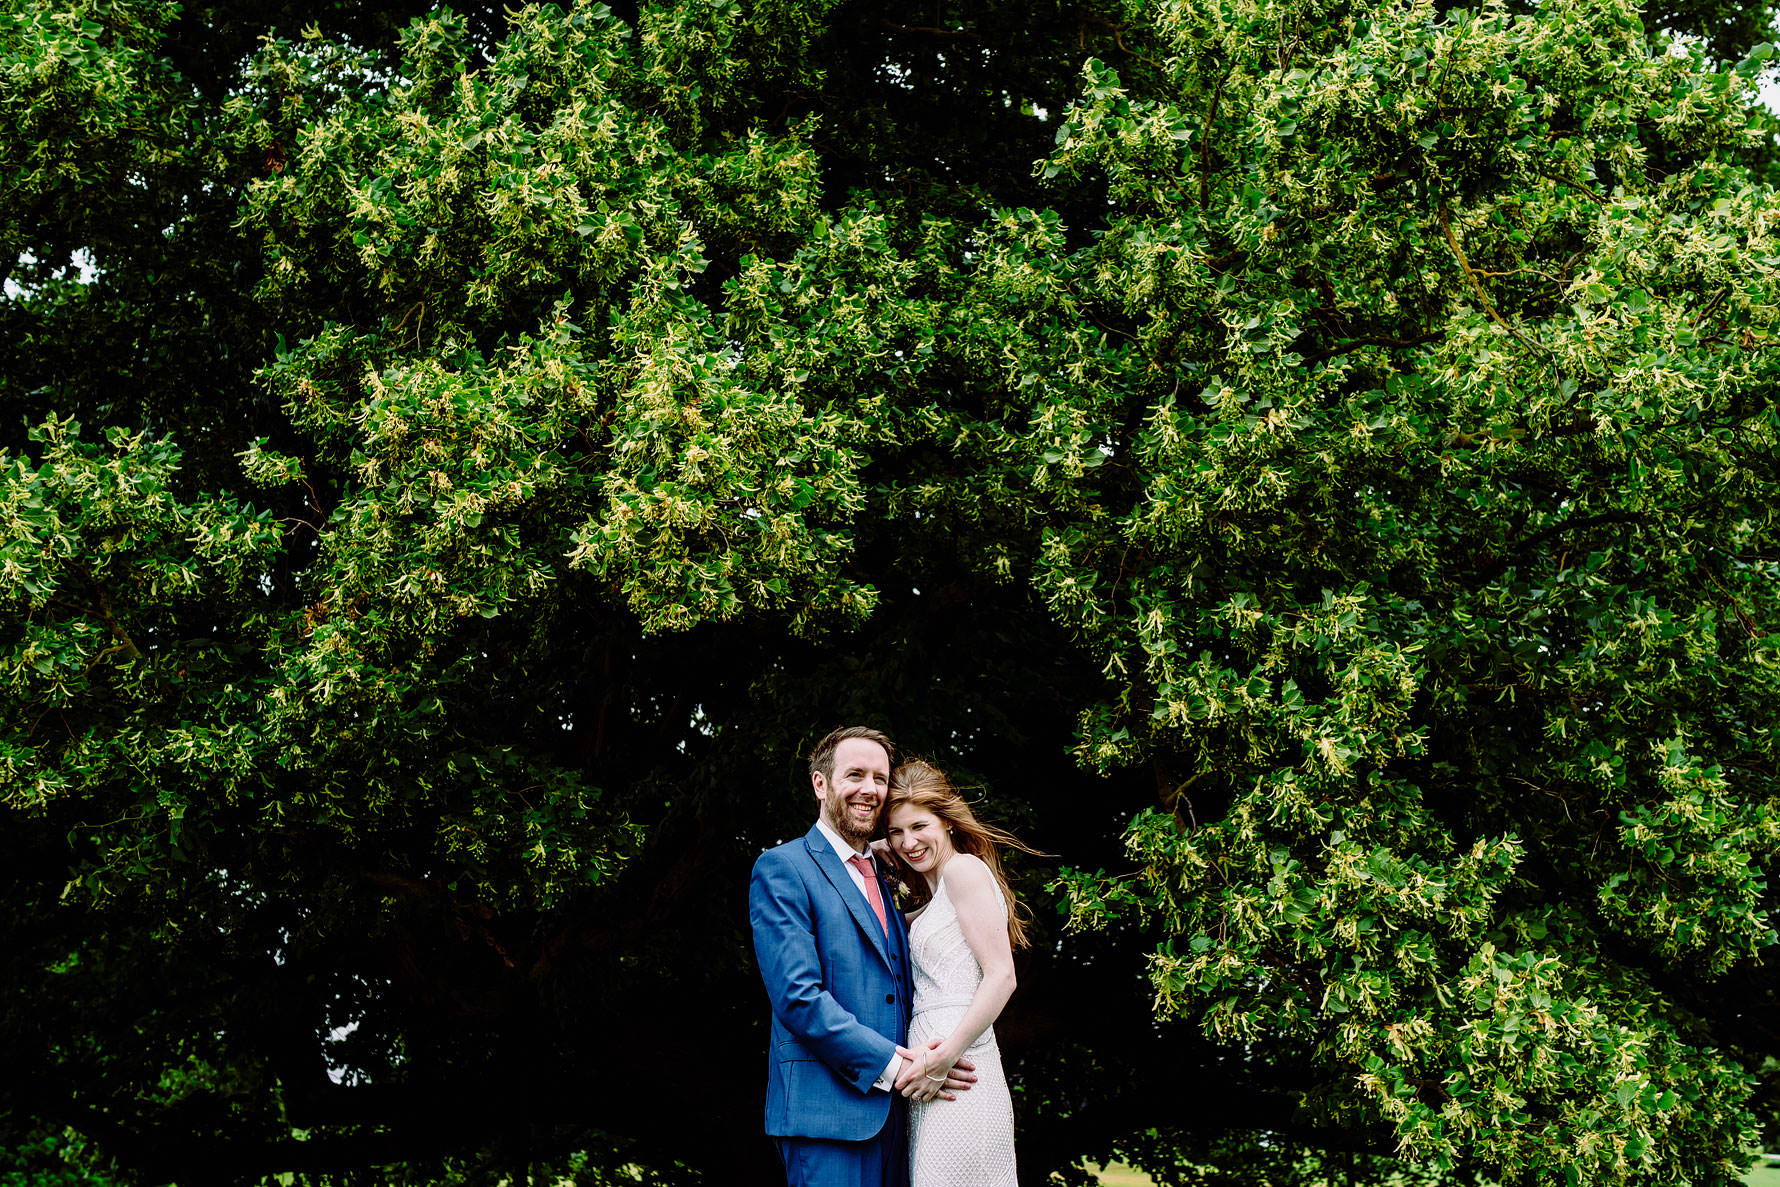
[896,1038,962,1102]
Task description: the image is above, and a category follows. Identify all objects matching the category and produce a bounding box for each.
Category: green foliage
[0,1124,128,1187]
[5,0,1780,1183]
[1045,0,1780,1181]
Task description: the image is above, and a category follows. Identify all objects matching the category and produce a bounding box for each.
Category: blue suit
[750,823,913,1186]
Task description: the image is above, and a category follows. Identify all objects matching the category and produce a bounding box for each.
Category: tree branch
[1464,511,1646,583]
[49,587,144,662]
[876,19,1000,47]
[1440,204,1547,356]
[1299,331,1442,367]
[1200,73,1227,212]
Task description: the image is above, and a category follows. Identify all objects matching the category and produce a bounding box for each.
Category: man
[749,725,974,1186]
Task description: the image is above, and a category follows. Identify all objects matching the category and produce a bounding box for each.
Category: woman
[880,759,1039,1187]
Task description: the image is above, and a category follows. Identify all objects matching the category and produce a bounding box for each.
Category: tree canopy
[4,0,1780,1184]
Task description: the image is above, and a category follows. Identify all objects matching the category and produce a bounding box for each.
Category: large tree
[3,0,1780,1184]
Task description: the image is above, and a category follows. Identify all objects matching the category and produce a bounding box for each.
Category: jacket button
[886,993,895,1003]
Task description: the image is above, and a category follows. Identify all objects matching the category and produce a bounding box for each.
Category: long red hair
[886,759,1042,950]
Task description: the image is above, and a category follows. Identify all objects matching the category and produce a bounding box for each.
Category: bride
[880,759,1038,1187]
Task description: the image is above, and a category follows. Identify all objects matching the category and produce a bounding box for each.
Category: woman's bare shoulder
[942,852,993,889]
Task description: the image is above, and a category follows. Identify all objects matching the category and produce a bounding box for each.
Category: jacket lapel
[804,826,894,969]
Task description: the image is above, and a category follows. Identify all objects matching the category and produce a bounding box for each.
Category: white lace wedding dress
[905,871,1017,1186]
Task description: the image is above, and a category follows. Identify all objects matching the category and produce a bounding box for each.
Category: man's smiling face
[813,736,891,850]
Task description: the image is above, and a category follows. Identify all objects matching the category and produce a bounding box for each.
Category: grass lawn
[1746,1159,1780,1187]
[1089,1158,1780,1186]
[1092,1167,1154,1186]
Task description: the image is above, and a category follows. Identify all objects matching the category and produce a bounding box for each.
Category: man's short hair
[809,725,895,784]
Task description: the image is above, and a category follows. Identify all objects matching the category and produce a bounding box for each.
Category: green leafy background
[5,0,1780,1183]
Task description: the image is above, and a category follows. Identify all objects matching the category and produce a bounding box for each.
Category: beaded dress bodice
[909,873,1005,1041]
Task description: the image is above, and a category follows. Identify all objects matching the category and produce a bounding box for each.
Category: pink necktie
[849,854,888,936]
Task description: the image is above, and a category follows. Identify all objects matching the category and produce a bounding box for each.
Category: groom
[749,725,973,1186]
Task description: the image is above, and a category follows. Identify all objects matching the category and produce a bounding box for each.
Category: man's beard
[824,793,877,848]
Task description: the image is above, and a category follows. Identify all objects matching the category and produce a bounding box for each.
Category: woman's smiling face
[888,802,953,877]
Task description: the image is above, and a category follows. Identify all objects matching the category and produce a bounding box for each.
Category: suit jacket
[750,822,914,1141]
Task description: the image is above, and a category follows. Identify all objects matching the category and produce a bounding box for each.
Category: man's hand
[942,1055,977,1097]
[894,1041,978,1101]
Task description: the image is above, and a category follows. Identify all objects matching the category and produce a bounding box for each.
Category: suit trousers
[774,1095,907,1187]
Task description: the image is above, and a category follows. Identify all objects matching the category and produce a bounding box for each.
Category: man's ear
[811,770,827,799]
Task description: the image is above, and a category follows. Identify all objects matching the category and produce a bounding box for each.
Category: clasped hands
[893,1039,976,1103]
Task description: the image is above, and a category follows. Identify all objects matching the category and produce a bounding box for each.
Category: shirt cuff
[872,1052,903,1092]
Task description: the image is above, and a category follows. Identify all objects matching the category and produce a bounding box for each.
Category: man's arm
[749,850,899,1095]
